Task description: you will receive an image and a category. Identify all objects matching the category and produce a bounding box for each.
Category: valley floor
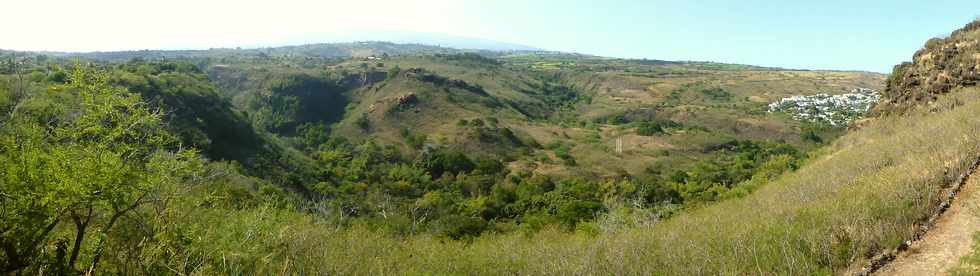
[874,166,980,275]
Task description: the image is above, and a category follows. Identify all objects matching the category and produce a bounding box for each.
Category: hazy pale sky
[4,0,979,72]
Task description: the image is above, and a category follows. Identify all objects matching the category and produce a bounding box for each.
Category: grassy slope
[176,88,980,275]
[330,57,536,152]
[554,66,883,177]
[321,55,884,178]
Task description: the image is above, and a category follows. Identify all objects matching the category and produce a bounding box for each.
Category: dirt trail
[873,167,980,275]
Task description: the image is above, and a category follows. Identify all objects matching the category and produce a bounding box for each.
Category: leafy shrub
[672,140,802,202]
[420,149,475,177]
[700,87,732,101]
[401,128,428,149]
[355,114,370,131]
[556,200,603,227]
[437,215,490,240]
[636,120,680,136]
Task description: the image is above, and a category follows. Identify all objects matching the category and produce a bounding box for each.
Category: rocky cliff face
[875,19,980,113]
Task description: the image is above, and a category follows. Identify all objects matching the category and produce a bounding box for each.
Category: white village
[768,87,880,126]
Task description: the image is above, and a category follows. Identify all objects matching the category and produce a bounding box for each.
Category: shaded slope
[109,62,317,193]
[243,73,349,136]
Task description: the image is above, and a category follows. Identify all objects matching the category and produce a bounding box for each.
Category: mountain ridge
[2,41,880,73]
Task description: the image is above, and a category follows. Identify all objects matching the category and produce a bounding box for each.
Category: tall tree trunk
[68,208,92,270]
[88,197,144,273]
[0,240,23,273]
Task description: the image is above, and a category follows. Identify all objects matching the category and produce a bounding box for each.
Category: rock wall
[875,19,980,113]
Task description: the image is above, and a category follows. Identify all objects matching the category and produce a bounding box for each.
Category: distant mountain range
[0,30,543,58]
[274,29,544,52]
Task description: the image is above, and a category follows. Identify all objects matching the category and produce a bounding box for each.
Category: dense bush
[667,140,802,203]
[246,73,348,136]
[0,67,207,273]
[635,119,679,136]
[419,149,476,176]
[699,87,731,101]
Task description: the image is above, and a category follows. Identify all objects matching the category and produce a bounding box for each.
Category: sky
[3,0,979,72]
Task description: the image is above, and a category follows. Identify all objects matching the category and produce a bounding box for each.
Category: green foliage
[419,149,475,177]
[513,76,591,119]
[0,41,896,274]
[246,73,348,136]
[387,65,401,77]
[401,128,428,149]
[607,114,628,125]
[556,200,603,226]
[635,120,679,136]
[434,53,502,66]
[296,122,330,149]
[436,215,490,240]
[355,114,371,131]
[801,128,823,143]
[548,142,577,166]
[108,62,317,191]
[0,85,9,112]
[0,66,203,273]
[636,121,663,135]
[662,140,802,203]
[699,87,732,101]
[799,122,843,144]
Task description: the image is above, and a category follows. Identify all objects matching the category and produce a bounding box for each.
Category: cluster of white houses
[768,88,880,126]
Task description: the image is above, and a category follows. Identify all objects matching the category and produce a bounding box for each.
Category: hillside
[210,19,980,275]
[1,41,894,274]
[201,49,883,177]
[268,85,980,275]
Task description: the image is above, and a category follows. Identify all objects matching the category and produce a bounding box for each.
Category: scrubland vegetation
[1,62,972,273]
[6,18,978,274]
[146,87,980,275]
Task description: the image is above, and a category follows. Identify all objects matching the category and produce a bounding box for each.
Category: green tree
[0,66,200,273]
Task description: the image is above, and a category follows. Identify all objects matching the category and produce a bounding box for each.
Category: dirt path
[873,168,980,276]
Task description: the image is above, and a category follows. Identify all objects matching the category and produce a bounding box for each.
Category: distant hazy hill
[276,29,543,52]
[0,31,542,61]
[8,42,461,61]
[3,42,545,62]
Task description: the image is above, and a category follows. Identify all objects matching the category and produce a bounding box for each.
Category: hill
[1,40,893,274]
[285,29,544,51]
[172,20,979,274]
[1,42,467,61]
